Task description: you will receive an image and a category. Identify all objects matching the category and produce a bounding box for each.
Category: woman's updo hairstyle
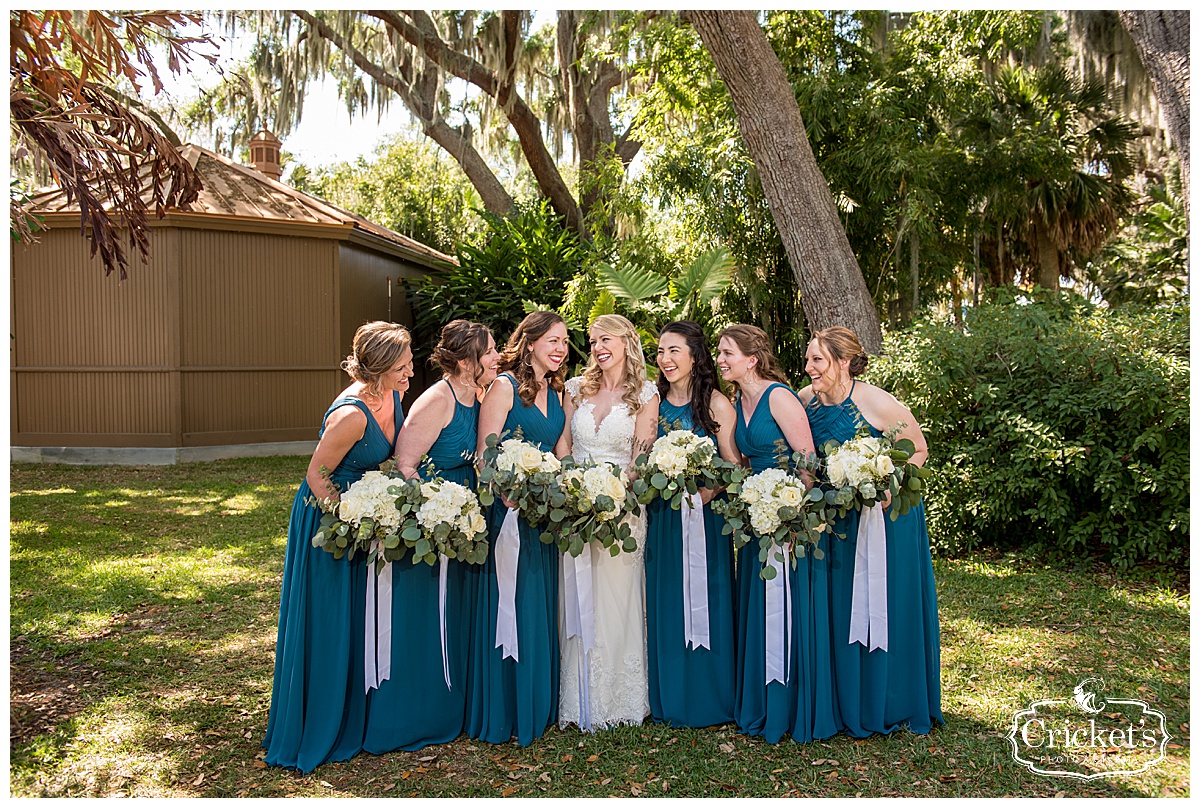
[716,324,790,395]
[432,319,493,386]
[811,326,870,377]
[342,320,412,396]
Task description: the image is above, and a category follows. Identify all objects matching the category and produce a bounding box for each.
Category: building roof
[27,143,456,269]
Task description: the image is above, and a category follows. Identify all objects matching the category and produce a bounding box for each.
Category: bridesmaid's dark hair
[657,321,721,438]
[810,326,870,377]
[432,319,493,386]
[499,311,567,406]
[716,324,790,397]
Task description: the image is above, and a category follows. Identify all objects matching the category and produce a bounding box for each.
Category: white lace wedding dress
[558,377,658,731]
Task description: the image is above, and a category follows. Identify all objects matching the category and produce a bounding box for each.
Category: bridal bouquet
[553,459,641,557]
[631,429,741,509]
[712,467,831,580]
[311,469,405,561]
[478,433,564,531]
[820,425,929,521]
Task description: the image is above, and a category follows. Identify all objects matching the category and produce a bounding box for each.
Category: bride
[556,314,658,731]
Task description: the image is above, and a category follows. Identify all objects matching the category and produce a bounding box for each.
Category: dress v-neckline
[352,392,399,449]
[584,398,627,436]
[739,384,775,430]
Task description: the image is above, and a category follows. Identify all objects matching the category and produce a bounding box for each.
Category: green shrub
[404,199,583,355]
[869,293,1188,568]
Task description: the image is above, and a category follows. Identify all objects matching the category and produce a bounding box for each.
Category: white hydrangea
[416,480,487,537]
[338,470,403,529]
[826,435,896,491]
[647,430,715,478]
[740,468,808,535]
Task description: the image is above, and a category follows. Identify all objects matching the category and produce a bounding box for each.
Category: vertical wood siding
[12,224,437,448]
[181,230,338,367]
[16,371,174,434]
[11,229,174,367]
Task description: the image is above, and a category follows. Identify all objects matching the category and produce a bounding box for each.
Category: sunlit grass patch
[9,458,1190,798]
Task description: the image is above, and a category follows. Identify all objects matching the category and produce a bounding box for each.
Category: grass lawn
[9,457,1190,797]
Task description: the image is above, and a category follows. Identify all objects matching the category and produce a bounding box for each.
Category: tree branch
[293,10,514,214]
[370,10,585,233]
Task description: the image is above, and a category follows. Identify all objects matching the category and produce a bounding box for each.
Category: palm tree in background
[961,63,1138,290]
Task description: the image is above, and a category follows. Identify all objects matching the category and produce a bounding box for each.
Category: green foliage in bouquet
[817,425,933,523]
[630,422,744,509]
[310,464,489,570]
[552,458,641,558]
[476,431,564,529]
[870,293,1188,568]
[394,475,490,568]
[711,465,834,580]
[309,468,407,564]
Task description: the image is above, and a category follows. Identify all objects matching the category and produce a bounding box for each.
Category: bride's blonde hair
[576,314,649,413]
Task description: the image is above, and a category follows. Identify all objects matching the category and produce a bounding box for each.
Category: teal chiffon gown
[363,379,479,752]
[733,383,839,744]
[805,381,943,736]
[264,392,402,772]
[645,399,737,727]
[467,373,564,745]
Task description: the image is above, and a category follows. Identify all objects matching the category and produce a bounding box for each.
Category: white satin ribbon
[562,547,595,730]
[363,554,394,693]
[849,502,889,652]
[764,542,792,686]
[438,553,451,689]
[494,507,522,661]
[681,492,711,650]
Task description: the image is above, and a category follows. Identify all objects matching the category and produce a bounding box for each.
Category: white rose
[778,485,803,508]
[541,452,561,473]
[514,445,543,474]
[874,454,895,477]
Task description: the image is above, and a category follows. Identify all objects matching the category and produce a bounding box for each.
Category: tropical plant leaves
[596,261,669,301]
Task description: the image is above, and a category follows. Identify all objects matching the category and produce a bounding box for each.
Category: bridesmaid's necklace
[362,390,385,413]
[740,377,768,409]
[447,373,475,403]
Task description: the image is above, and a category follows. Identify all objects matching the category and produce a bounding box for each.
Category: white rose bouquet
[711,467,832,580]
[478,432,564,538]
[631,429,740,509]
[819,424,929,521]
[311,469,406,561]
[553,459,641,557]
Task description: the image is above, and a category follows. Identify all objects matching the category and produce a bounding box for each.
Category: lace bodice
[566,377,658,468]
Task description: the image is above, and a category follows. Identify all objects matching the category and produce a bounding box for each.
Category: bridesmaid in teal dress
[264,321,414,772]
[645,321,740,727]
[467,311,570,745]
[717,324,838,745]
[363,320,500,753]
[800,326,943,737]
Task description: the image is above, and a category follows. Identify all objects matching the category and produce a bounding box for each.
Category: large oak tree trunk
[687,10,883,354]
[1118,11,1190,223]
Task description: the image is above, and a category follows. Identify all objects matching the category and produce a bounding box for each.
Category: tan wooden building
[10,135,451,463]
